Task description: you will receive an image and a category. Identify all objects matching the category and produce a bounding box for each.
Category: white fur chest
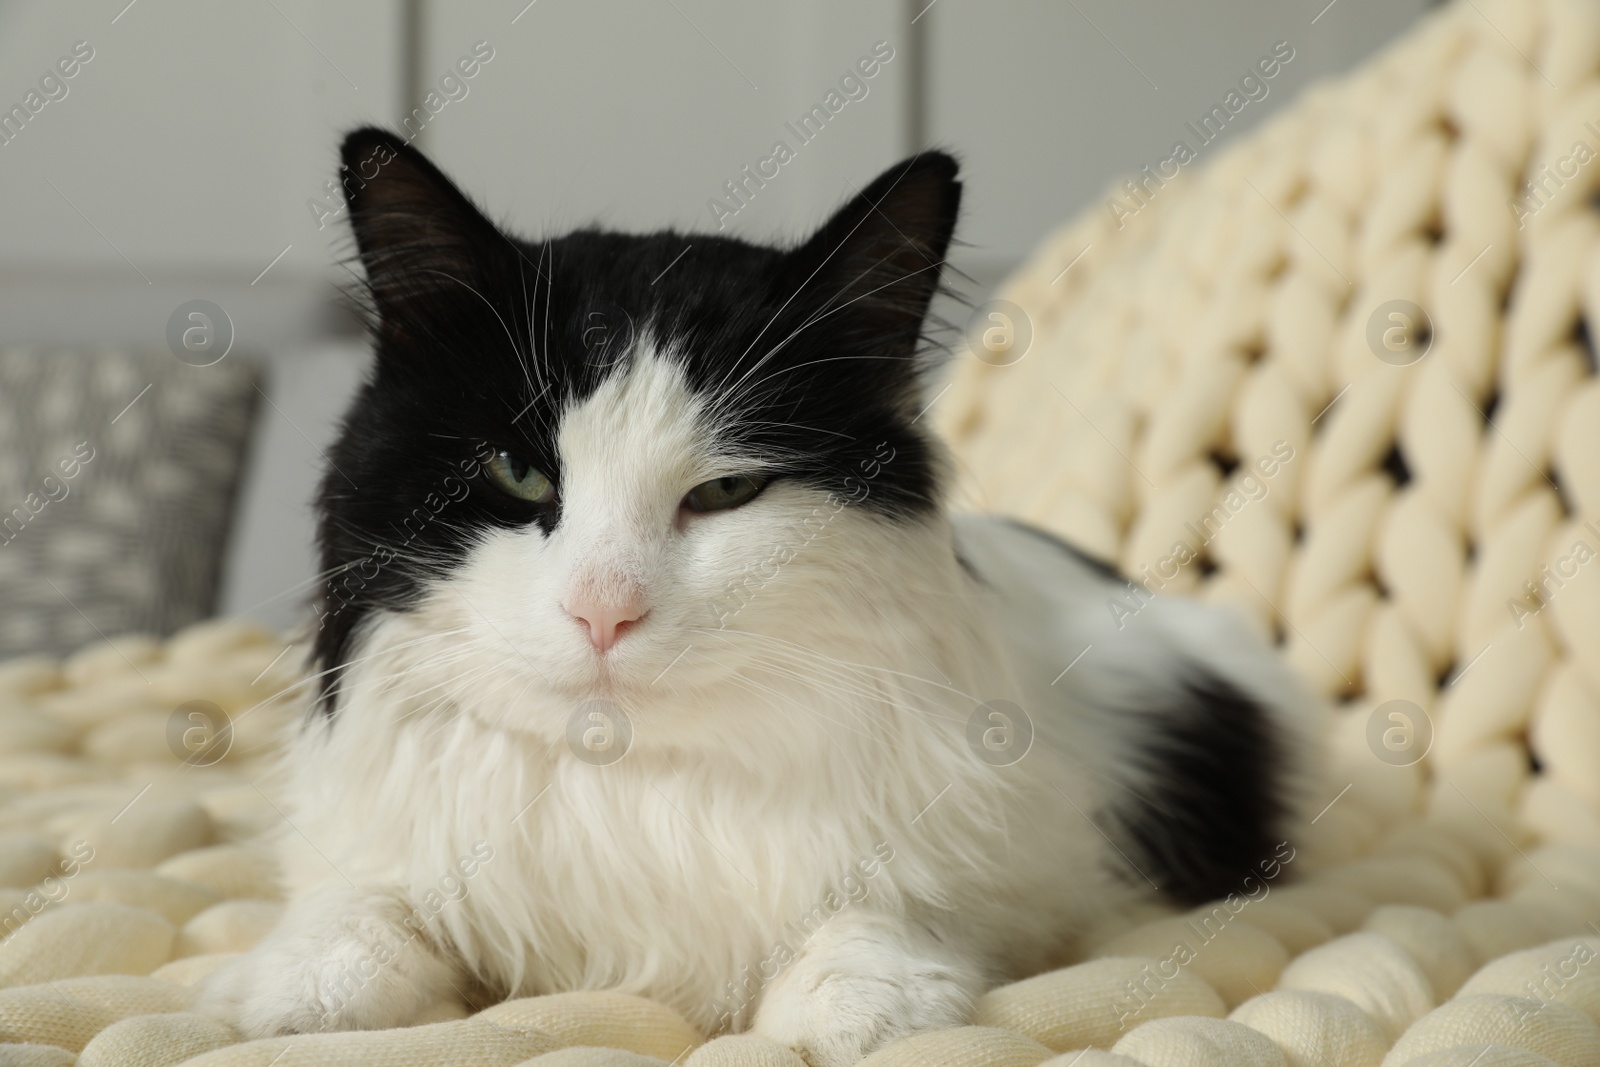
[276,637,1044,1032]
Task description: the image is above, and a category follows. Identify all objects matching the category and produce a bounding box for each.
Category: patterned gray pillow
[0,348,261,657]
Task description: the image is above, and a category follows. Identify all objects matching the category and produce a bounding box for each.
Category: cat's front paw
[199,946,339,1038]
[197,889,457,1038]
[753,953,976,1067]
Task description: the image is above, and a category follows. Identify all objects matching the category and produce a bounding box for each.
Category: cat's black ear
[338,126,502,312]
[783,151,961,355]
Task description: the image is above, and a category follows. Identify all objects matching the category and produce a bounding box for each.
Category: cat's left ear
[782,151,961,356]
[337,126,505,314]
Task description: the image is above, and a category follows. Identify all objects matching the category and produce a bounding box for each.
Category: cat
[200,126,1320,1066]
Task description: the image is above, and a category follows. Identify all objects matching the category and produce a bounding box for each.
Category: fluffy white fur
[202,349,1317,1066]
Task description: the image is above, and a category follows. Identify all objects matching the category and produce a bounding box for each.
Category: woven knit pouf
[1,1,1599,1064]
[941,0,1600,858]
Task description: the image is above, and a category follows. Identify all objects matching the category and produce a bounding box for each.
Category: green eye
[485,451,555,504]
[684,475,767,513]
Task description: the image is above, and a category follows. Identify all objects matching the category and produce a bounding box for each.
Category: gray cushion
[0,348,260,657]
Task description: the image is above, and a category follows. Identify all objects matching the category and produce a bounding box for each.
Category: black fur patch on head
[311,127,962,707]
[1108,672,1294,905]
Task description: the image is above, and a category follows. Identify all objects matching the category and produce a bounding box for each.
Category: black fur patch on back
[1109,671,1292,905]
[1000,517,1121,582]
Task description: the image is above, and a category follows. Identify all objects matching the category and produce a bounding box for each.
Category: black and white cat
[203,127,1319,1066]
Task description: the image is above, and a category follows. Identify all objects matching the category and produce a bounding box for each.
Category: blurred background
[0,0,1434,652]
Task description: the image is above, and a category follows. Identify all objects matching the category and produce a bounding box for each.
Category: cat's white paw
[197,887,457,1038]
[752,925,978,1067]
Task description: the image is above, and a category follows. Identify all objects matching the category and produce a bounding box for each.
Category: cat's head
[314,127,961,728]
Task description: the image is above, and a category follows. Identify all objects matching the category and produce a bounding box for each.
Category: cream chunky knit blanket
[4,2,1600,1063]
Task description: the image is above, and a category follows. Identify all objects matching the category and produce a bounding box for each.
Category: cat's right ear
[338,126,503,314]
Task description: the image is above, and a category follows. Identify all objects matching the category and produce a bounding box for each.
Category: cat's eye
[485,451,556,504]
[683,475,767,513]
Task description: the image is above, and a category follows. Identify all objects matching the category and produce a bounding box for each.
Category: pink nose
[565,597,647,652]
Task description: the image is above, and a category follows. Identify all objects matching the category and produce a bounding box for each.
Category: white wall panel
[418,1,909,245]
[0,0,403,276]
[927,0,1434,270]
